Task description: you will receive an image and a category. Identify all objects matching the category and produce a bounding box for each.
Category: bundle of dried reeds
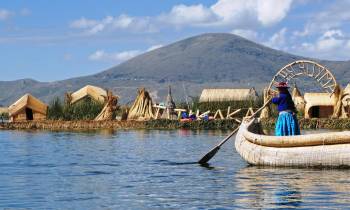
[127,88,154,120]
[259,88,270,118]
[95,91,119,121]
[292,84,305,112]
[332,84,342,118]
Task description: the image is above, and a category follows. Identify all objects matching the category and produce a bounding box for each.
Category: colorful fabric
[275,112,300,136]
[272,93,296,112]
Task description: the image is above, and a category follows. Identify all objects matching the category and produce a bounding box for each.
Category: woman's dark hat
[275,82,289,88]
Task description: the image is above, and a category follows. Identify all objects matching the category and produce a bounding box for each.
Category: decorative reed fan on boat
[127,88,155,120]
[94,91,119,121]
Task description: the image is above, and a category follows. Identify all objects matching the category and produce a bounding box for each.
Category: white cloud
[264,28,287,50]
[70,14,156,35]
[321,29,343,39]
[113,14,133,28]
[70,0,293,35]
[293,29,350,60]
[210,0,256,26]
[0,9,13,20]
[70,17,98,29]
[89,44,163,63]
[256,0,293,26]
[316,30,345,51]
[160,4,214,26]
[231,29,257,40]
[89,49,141,62]
[316,38,343,51]
[294,1,350,36]
[210,0,293,27]
[147,44,163,52]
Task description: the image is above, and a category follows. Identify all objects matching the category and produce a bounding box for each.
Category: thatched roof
[0,107,8,114]
[70,85,107,104]
[199,88,258,102]
[8,94,48,116]
[304,93,336,107]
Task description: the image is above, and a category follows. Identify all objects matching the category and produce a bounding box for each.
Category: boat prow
[235,118,350,167]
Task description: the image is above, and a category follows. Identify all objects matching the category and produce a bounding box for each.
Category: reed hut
[68,85,107,104]
[199,88,258,102]
[8,94,48,122]
[291,85,305,112]
[127,88,154,120]
[304,93,336,118]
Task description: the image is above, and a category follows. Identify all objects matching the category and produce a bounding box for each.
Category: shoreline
[1,118,350,131]
[0,119,240,131]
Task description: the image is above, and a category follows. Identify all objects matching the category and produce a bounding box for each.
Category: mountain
[1,33,350,106]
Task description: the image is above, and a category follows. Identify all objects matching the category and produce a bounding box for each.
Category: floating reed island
[2,60,350,131]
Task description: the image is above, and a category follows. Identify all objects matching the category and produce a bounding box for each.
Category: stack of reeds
[127,88,154,120]
[95,91,119,121]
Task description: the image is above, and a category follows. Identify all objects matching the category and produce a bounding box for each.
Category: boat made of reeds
[235,118,350,167]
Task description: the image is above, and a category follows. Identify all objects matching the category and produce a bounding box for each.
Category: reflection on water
[235,167,350,209]
[0,129,350,209]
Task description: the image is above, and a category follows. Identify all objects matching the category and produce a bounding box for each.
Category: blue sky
[1,0,349,81]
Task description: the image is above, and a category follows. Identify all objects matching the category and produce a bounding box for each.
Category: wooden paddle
[198,98,272,165]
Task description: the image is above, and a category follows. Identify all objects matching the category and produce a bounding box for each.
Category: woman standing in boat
[271,82,300,136]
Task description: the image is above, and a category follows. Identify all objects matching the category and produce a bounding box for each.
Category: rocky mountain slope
[0,33,349,106]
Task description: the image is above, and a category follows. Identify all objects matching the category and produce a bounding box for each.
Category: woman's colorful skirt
[275,111,300,136]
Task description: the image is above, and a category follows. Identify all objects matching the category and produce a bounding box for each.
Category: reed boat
[235,118,350,167]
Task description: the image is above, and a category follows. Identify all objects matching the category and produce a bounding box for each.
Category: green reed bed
[47,97,104,120]
[145,119,238,130]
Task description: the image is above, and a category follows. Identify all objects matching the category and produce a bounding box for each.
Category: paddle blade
[198,146,220,165]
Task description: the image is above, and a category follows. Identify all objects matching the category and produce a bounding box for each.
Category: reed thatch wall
[304,92,336,118]
[199,88,258,102]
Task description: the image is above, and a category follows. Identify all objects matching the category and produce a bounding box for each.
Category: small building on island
[68,85,107,104]
[304,93,336,118]
[199,88,258,102]
[8,94,48,122]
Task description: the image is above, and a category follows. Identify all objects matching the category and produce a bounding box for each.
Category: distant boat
[235,118,350,167]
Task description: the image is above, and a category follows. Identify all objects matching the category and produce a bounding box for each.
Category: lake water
[1,129,350,209]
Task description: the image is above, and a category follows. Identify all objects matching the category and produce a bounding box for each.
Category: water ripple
[0,129,349,209]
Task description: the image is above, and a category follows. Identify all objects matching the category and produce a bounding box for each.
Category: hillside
[0,33,349,106]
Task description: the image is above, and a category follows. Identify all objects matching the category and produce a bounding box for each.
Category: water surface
[0,129,349,209]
